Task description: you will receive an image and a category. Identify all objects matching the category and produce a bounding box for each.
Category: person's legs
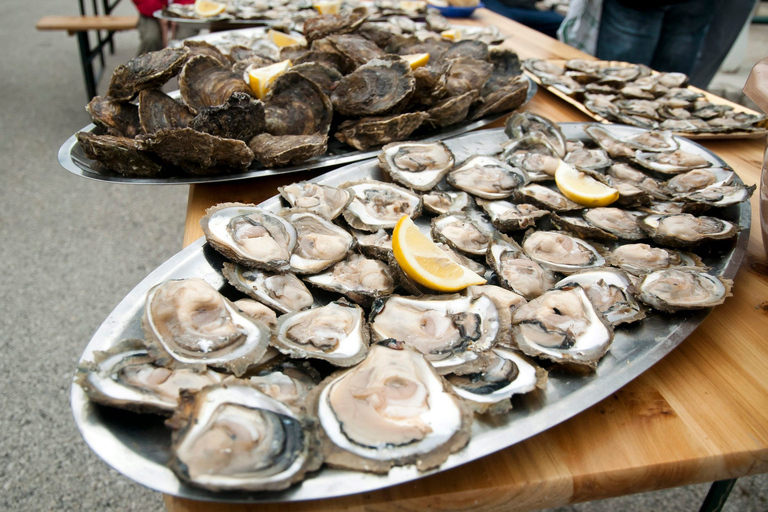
[651,0,717,76]
[137,14,163,55]
[484,0,565,39]
[595,0,663,66]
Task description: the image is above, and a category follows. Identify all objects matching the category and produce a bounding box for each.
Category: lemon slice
[313,0,342,14]
[554,160,620,207]
[267,29,306,48]
[401,53,430,70]
[441,28,463,41]
[247,60,291,100]
[392,216,486,292]
[194,0,226,17]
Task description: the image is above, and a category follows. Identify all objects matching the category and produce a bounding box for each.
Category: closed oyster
[302,6,368,42]
[305,253,396,306]
[476,199,549,232]
[564,148,612,172]
[639,213,739,248]
[141,279,272,377]
[444,57,493,97]
[223,263,314,314]
[107,47,189,101]
[182,39,231,67]
[76,132,162,177]
[331,57,415,117]
[486,232,557,300]
[446,348,546,415]
[189,92,266,141]
[341,180,422,232]
[137,89,195,134]
[335,112,428,151]
[75,338,224,415]
[369,294,500,373]
[422,190,474,215]
[201,203,297,270]
[272,300,369,366]
[326,33,386,70]
[264,71,333,136]
[249,133,328,167]
[278,181,353,220]
[379,141,455,191]
[431,211,494,256]
[281,210,355,274]
[168,379,321,491]
[290,61,342,98]
[556,269,645,326]
[426,90,477,128]
[468,76,529,121]
[637,269,732,312]
[86,96,142,138]
[309,340,472,473]
[511,286,614,369]
[179,55,253,114]
[522,231,605,273]
[447,156,528,200]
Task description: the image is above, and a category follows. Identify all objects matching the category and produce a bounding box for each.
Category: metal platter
[70,123,750,503]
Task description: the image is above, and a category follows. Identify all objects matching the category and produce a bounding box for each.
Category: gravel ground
[1,1,765,510]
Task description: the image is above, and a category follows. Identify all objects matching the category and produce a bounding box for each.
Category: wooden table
[165,9,768,512]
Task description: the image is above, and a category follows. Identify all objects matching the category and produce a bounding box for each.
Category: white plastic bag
[556,0,604,56]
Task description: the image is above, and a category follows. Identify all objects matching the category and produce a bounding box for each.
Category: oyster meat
[281,210,355,274]
[305,253,396,306]
[222,263,314,314]
[379,141,455,191]
[278,181,353,220]
[447,156,528,200]
[638,269,732,312]
[341,180,422,231]
[522,231,605,273]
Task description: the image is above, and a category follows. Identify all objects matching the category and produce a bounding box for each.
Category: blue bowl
[431,2,483,17]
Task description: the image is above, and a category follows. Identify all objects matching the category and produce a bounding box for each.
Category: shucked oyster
[637,268,732,312]
[432,211,494,256]
[75,338,224,415]
[305,253,396,307]
[379,141,455,191]
[280,210,355,275]
[201,203,297,270]
[447,156,528,200]
[278,181,353,220]
[486,232,557,300]
[522,231,605,273]
[309,340,472,473]
[341,180,422,232]
[168,379,321,491]
[639,213,739,248]
[605,243,706,276]
[222,263,314,314]
[556,269,645,326]
[141,278,272,377]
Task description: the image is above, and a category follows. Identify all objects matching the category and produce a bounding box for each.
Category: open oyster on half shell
[378,141,455,191]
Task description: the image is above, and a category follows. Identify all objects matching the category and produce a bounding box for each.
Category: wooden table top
[165,9,768,512]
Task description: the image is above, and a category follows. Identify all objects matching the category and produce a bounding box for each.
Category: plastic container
[743,57,768,258]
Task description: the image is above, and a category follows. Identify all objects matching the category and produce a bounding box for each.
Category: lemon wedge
[440,28,463,41]
[313,0,342,14]
[392,216,486,292]
[554,160,620,207]
[247,60,291,100]
[194,0,226,17]
[401,53,430,70]
[267,29,306,48]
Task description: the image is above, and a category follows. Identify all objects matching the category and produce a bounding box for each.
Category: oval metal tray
[71,123,750,503]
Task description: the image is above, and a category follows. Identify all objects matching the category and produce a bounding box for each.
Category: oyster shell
[168,379,321,491]
[447,156,528,200]
[280,210,355,274]
[137,89,195,134]
[486,232,557,300]
[141,279,272,377]
[75,338,224,415]
[309,340,472,473]
[248,361,321,413]
[86,96,142,138]
[422,190,474,215]
[201,203,297,270]
[264,71,333,136]
[469,76,529,121]
[675,184,755,208]
[272,300,369,366]
[639,213,739,248]
[379,141,455,191]
[189,92,266,141]
[426,90,477,128]
[431,211,494,256]
[555,269,645,326]
[505,114,567,158]
[341,180,422,232]
[302,6,368,42]
[476,199,549,232]
[335,112,428,151]
[223,263,314,314]
[637,269,733,312]
[232,298,278,331]
[107,47,189,101]
[278,181,353,220]
[331,57,415,117]
[304,253,396,306]
[76,132,162,177]
[179,55,253,114]
[522,231,605,273]
[248,133,328,167]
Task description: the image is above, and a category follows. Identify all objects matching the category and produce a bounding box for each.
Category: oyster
[290,61,342,98]
[326,33,386,70]
[370,294,500,372]
[633,149,711,174]
[564,148,612,172]
[189,92,266,142]
[302,6,368,42]
[639,213,739,248]
[431,211,494,256]
[675,184,755,208]
[341,180,422,232]
[664,168,734,195]
[335,112,428,151]
[179,55,253,114]
[248,133,328,167]
[86,96,142,138]
[248,361,321,413]
[107,47,189,101]
[76,132,162,177]
[486,232,557,300]
[272,300,369,366]
[223,263,314,314]
[582,207,646,240]
[264,71,333,136]
[522,231,605,273]
[280,210,355,274]
[422,190,474,216]
[278,181,353,220]
[309,340,472,473]
[555,269,645,326]
[638,269,733,312]
[464,284,527,347]
[232,298,278,331]
[304,253,396,306]
[141,279,272,376]
[605,243,706,275]
[468,76,529,121]
[444,57,493,97]
[426,90,477,128]
[446,348,546,415]
[201,203,297,270]
[350,229,393,260]
[168,379,321,491]
[447,156,528,200]
[379,141,455,191]
[476,199,549,232]
[331,57,415,117]
[511,286,614,369]
[513,184,582,212]
[137,89,195,134]
[75,338,223,415]
[584,125,636,159]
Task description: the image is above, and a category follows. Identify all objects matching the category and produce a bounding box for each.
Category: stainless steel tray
[71,123,750,503]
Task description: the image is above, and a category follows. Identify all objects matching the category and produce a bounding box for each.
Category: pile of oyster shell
[76,8,528,177]
[76,113,748,492]
[524,58,766,134]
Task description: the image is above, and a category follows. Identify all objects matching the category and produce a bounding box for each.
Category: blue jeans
[595,0,716,76]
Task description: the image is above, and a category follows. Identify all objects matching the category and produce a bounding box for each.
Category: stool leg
[76,31,97,101]
[698,478,737,512]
